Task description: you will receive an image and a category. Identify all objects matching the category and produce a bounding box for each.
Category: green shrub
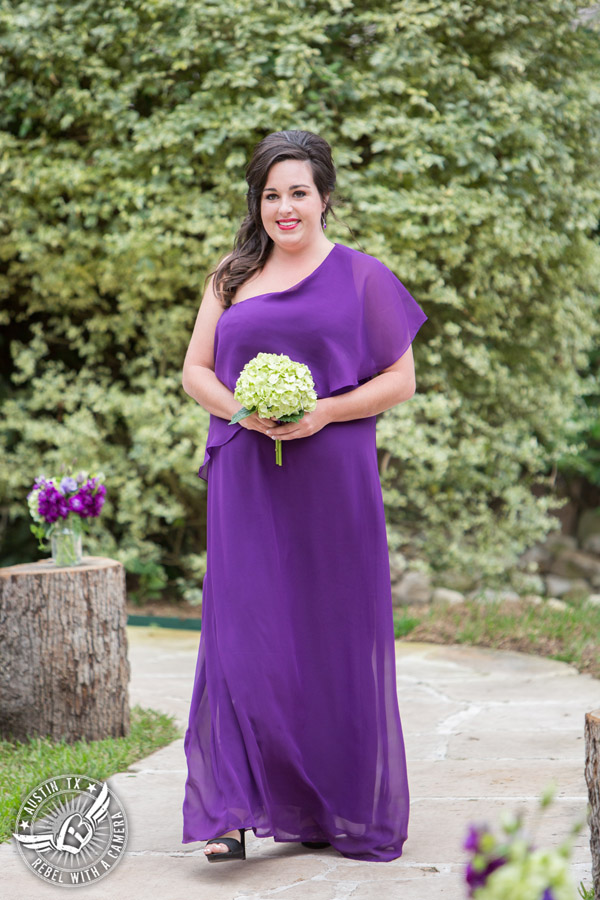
[1,0,599,595]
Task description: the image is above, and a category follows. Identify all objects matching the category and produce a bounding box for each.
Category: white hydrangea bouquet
[229,352,318,466]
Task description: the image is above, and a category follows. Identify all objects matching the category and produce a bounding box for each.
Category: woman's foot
[203,829,242,856]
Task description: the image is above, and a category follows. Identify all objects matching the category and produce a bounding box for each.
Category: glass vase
[51,525,83,567]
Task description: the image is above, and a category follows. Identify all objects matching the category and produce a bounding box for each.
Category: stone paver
[1,629,597,899]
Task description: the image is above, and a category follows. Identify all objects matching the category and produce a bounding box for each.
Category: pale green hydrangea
[232,352,317,421]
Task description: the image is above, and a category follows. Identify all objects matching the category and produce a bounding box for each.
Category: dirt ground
[126,600,202,620]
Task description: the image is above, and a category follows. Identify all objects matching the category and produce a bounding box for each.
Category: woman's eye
[264,191,307,200]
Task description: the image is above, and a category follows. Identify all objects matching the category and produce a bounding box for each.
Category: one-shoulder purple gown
[181,242,428,862]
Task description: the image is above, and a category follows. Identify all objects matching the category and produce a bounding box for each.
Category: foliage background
[1,0,599,601]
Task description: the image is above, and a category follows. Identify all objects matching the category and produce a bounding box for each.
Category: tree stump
[586,709,600,900]
[0,557,130,743]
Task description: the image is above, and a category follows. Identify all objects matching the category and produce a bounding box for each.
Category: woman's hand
[238,411,282,434]
[264,399,333,441]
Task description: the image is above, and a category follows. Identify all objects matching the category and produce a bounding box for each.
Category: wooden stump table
[586,708,600,900]
[0,556,130,743]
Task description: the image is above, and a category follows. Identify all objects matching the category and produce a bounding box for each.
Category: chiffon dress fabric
[181,242,428,862]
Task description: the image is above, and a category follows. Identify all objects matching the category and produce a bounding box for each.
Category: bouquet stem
[275,439,282,466]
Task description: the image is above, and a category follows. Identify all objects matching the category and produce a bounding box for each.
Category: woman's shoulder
[335,242,397,280]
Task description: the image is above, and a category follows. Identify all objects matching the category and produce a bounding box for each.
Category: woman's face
[260,159,328,251]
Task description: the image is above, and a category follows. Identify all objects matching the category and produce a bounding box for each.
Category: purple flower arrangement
[464,824,508,894]
[28,469,106,552]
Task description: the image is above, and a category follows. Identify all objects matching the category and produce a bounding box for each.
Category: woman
[181,130,427,863]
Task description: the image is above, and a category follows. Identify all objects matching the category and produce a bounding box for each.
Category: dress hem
[181,827,406,862]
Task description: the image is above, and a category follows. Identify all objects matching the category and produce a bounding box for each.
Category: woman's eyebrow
[262,184,311,192]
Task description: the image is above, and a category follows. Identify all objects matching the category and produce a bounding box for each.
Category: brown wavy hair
[209,130,337,309]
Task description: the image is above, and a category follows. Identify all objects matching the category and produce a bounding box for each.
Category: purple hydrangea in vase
[28,469,107,567]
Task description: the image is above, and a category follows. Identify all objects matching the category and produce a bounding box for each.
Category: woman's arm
[320,345,416,423]
[181,264,244,421]
[267,346,416,441]
[182,366,243,421]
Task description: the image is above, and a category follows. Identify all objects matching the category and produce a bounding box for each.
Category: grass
[392,611,422,638]
[0,704,182,844]
[393,597,600,680]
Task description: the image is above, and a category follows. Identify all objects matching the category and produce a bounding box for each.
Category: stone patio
[1,627,596,899]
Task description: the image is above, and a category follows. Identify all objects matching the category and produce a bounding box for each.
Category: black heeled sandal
[204,828,246,862]
[301,840,331,849]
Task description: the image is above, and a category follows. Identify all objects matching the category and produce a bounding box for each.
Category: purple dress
[181,242,428,862]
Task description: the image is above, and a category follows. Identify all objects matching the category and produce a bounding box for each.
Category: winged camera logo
[12,774,128,887]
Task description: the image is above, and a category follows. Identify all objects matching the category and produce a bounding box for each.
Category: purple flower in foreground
[464,825,486,853]
[465,856,506,896]
[541,890,555,900]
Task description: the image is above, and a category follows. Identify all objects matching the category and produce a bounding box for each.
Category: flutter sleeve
[356,256,428,382]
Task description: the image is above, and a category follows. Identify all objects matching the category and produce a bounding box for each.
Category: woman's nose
[278,196,293,214]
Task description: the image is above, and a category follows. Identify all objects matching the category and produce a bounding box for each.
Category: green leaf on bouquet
[229,406,255,425]
[277,411,305,423]
[30,523,48,551]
